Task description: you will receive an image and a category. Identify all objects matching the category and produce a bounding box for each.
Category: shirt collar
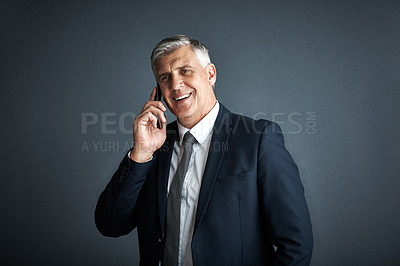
[177,101,220,145]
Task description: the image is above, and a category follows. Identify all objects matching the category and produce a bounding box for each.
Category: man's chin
[171,105,192,118]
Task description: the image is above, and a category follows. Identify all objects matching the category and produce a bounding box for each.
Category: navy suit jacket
[95,104,313,265]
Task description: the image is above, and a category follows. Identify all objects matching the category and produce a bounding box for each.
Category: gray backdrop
[1,0,399,265]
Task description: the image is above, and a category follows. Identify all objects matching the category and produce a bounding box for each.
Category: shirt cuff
[127,150,153,162]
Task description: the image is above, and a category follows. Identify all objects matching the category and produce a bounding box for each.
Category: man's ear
[207,64,217,87]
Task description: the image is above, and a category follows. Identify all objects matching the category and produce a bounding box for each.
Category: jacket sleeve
[257,122,313,265]
[94,152,154,237]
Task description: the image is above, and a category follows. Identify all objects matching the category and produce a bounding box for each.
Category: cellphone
[156,83,163,102]
[156,84,163,129]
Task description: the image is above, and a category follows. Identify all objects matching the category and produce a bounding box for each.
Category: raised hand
[130,87,167,162]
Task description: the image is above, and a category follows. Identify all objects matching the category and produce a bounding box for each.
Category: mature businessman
[95,35,313,265]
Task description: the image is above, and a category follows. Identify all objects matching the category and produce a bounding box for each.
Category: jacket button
[158,238,162,243]
[121,166,128,175]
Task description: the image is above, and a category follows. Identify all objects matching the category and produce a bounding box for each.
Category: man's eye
[181,69,190,74]
[160,75,168,82]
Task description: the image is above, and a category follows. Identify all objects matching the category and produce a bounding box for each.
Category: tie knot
[182,131,196,146]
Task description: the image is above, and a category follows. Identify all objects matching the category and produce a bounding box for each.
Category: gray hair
[150,35,211,75]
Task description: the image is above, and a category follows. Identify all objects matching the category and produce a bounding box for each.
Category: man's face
[154,45,217,128]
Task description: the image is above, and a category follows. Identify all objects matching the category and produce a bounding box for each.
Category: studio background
[1,0,399,265]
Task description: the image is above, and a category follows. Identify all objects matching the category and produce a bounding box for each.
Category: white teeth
[174,94,190,101]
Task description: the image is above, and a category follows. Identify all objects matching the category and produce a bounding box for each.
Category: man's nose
[171,75,184,91]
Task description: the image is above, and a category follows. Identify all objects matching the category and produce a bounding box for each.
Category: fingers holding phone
[130,87,167,162]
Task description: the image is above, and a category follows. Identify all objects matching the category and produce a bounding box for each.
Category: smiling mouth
[174,93,192,101]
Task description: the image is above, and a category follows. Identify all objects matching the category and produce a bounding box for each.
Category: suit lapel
[157,122,178,234]
[193,105,232,234]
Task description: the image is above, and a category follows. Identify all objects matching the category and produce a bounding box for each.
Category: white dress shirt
[167,101,220,266]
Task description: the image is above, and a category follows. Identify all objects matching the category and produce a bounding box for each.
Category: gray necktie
[162,131,197,266]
